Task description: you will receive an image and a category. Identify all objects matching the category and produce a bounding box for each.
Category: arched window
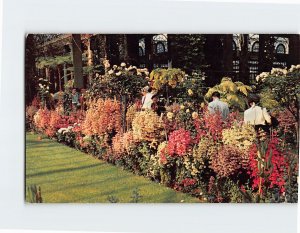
[232,41,237,51]
[152,34,168,54]
[139,38,145,57]
[139,46,145,56]
[156,42,165,53]
[252,42,259,52]
[276,44,285,54]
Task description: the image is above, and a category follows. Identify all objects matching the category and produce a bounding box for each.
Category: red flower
[167,128,192,157]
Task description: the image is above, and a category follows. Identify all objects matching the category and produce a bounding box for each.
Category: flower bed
[26,64,299,203]
[26,99,298,203]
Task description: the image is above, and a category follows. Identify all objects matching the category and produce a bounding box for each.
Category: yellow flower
[200,102,205,108]
[167,112,174,120]
[188,89,193,96]
[180,105,185,110]
[192,112,198,119]
[186,109,190,113]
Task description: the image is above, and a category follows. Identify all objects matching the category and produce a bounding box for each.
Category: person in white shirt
[244,94,271,133]
[141,86,154,110]
[208,91,229,120]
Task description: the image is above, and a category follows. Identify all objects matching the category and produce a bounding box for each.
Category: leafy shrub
[167,128,192,157]
[210,145,243,178]
[82,98,121,137]
[132,110,165,145]
[205,77,252,110]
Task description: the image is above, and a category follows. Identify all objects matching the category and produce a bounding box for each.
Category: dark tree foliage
[25,34,65,105]
[259,34,275,73]
[168,34,206,74]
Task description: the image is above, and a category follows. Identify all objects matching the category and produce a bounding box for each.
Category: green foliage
[36,55,73,69]
[37,77,51,107]
[86,63,148,103]
[168,34,206,73]
[259,90,280,109]
[256,66,300,121]
[174,71,206,106]
[205,77,252,110]
[130,188,143,203]
[149,68,185,90]
[107,195,119,203]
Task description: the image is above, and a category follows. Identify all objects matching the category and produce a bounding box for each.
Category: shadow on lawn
[27,163,104,178]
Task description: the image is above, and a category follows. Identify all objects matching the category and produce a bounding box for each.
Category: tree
[71,34,84,88]
[238,34,249,84]
[168,34,206,73]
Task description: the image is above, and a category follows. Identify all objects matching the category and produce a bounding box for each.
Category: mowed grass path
[26,133,200,203]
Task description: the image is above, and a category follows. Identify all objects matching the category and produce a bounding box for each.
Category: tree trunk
[239,34,249,84]
[71,34,84,89]
[57,66,62,91]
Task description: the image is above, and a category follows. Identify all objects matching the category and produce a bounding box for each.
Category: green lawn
[26,133,200,203]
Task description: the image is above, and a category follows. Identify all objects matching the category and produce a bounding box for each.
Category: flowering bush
[193,110,224,142]
[126,103,139,130]
[193,137,217,170]
[86,62,148,102]
[33,108,51,132]
[210,145,243,178]
[112,132,125,158]
[248,137,287,195]
[111,131,136,159]
[256,65,300,131]
[132,110,165,145]
[82,98,121,137]
[222,123,256,167]
[149,68,185,90]
[167,128,192,157]
[26,105,38,130]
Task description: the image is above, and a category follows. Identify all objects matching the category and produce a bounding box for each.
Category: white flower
[202,77,205,80]
[116,71,122,76]
[108,69,114,75]
[39,83,43,88]
[57,128,66,134]
[46,86,49,90]
[113,65,117,70]
[103,60,110,68]
[121,62,126,67]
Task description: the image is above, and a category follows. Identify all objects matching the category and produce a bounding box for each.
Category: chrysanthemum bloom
[167,112,174,120]
[192,112,198,120]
